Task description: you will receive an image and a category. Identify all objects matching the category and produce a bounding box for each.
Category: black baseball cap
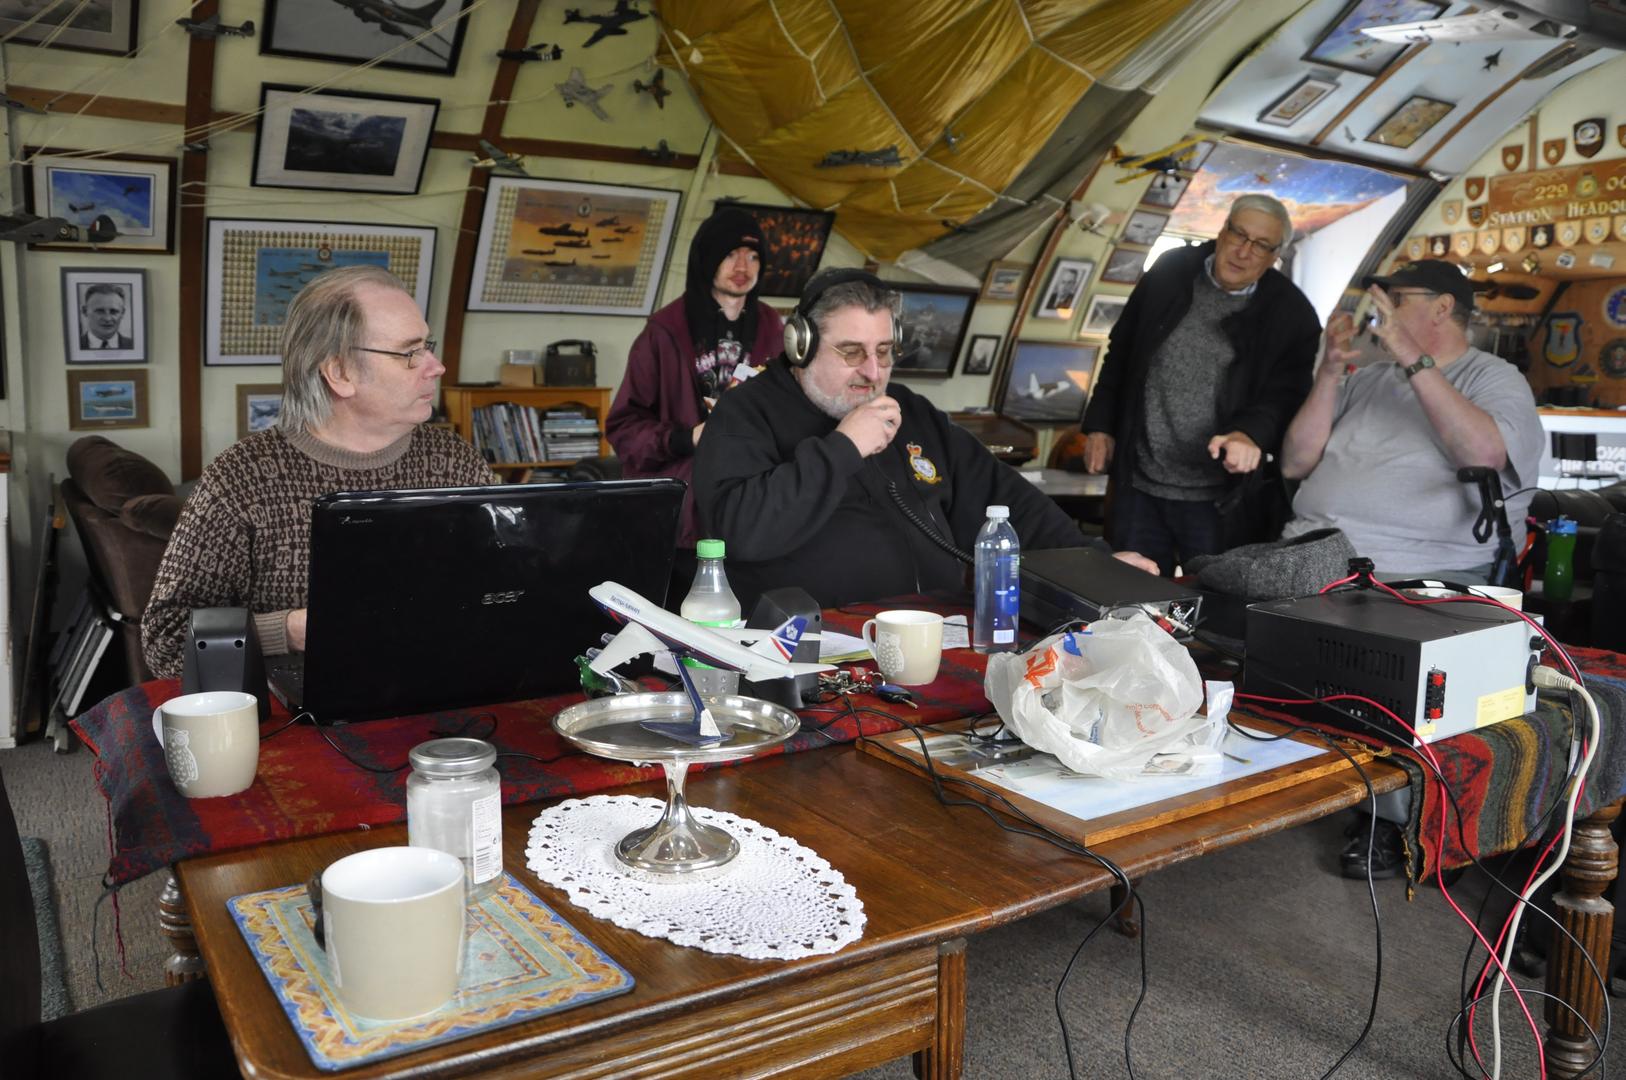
[1364,259,1479,313]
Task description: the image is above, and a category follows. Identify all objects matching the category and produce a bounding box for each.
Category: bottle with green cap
[681,539,742,695]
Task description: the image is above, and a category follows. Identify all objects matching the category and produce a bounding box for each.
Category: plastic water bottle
[1545,516,1578,602]
[974,506,1021,653]
[681,538,742,694]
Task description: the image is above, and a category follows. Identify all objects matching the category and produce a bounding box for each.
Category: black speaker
[182,608,270,723]
[740,588,822,709]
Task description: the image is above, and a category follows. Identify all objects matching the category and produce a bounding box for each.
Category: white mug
[1469,585,1524,611]
[861,610,944,686]
[150,691,260,798]
[320,846,466,1021]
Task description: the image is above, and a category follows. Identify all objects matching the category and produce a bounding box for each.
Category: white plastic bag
[983,614,1208,780]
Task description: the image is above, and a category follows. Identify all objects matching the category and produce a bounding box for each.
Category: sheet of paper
[943,615,969,650]
[820,629,870,662]
[895,727,1324,821]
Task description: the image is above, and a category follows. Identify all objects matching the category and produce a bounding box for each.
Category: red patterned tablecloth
[73,601,990,887]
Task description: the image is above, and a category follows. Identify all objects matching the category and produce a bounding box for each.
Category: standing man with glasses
[692,269,1156,610]
[1080,193,1321,574]
[143,265,495,678]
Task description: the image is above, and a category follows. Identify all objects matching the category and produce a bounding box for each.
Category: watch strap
[1403,354,1436,379]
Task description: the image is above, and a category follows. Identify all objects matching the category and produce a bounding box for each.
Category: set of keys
[817,667,917,707]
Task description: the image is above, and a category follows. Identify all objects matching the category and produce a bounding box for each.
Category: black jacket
[1080,241,1320,542]
[693,360,1089,610]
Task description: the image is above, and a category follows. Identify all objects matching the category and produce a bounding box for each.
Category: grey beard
[797,370,875,420]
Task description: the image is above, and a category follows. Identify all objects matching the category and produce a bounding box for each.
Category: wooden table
[180,738,1409,1079]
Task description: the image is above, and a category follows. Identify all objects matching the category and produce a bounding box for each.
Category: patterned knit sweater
[142,425,495,679]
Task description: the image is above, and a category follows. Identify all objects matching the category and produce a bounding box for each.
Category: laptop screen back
[300,478,683,722]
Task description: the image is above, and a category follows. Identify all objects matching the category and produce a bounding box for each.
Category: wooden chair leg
[1544,797,1621,1078]
[159,870,205,984]
[913,938,966,1080]
[1110,879,1140,938]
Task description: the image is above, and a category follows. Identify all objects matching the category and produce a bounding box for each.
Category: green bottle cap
[696,538,726,559]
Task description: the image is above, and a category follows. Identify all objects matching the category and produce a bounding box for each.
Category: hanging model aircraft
[471,138,528,175]
[1111,136,1210,183]
[564,0,647,48]
[557,68,613,120]
[632,68,670,108]
[588,582,829,744]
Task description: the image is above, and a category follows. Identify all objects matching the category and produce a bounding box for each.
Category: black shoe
[1340,815,1407,880]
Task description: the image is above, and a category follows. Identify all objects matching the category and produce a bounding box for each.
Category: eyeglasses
[1385,289,1438,305]
[354,338,438,369]
[1221,221,1281,258]
[830,342,894,368]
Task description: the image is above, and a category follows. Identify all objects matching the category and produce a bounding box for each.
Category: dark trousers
[1108,483,1223,577]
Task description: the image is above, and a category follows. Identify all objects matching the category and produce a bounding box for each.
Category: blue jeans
[1108,483,1223,577]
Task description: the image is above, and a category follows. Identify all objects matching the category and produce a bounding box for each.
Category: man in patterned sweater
[142,266,495,679]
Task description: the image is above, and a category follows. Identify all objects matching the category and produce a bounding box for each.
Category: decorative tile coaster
[229,874,634,1072]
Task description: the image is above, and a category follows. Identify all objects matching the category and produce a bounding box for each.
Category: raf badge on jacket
[906,443,941,485]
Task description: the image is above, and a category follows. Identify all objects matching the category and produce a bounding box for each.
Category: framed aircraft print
[0,0,138,55]
[1302,0,1446,77]
[24,149,176,254]
[205,218,437,365]
[470,177,682,316]
[722,202,837,297]
[253,85,440,195]
[887,283,976,378]
[67,369,148,431]
[261,0,475,75]
[998,341,1099,425]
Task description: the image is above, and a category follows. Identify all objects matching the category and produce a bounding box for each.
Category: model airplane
[0,211,79,244]
[632,69,670,108]
[588,582,829,744]
[472,138,528,175]
[1111,137,1209,183]
[564,0,647,47]
[817,146,903,168]
[639,139,676,164]
[176,14,255,37]
[497,41,563,62]
[557,68,612,120]
[1360,10,1577,44]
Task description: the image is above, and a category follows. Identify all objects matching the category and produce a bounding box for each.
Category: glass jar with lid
[406,737,502,901]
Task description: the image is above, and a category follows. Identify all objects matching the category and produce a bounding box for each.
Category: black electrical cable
[1232,650,1610,1076]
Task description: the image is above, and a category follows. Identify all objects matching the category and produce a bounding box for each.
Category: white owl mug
[861,610,944,686]
[151,691,260,798]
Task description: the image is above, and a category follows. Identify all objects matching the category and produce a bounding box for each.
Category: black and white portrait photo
[1033,258,1093,320]
[62,268,147,363]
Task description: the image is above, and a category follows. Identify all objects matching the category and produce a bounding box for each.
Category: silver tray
[552,693,800,874]
[553,692,800,765]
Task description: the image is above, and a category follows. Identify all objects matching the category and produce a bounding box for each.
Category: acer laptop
[267,478,684,723]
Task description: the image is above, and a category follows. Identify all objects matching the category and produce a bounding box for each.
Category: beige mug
[150,691,260,798]
[861,610,944,686]
[320,846,466,1021]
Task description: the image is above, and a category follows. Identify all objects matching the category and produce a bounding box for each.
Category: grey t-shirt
[1285,347,1543,575]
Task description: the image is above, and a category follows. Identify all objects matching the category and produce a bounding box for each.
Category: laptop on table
[267,478,684,724]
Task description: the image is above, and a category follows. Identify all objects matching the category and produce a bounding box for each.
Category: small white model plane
[588,582,831,745]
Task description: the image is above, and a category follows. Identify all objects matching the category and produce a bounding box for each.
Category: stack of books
[541,407,602,461]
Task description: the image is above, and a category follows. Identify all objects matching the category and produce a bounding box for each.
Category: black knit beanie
[683,206,765,356]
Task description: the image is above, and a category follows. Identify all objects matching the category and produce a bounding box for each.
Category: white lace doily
[526,795,866,960]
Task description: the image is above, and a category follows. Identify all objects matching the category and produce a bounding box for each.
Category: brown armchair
[60,437,184,687]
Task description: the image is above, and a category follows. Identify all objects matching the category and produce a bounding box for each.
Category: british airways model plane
[588,582,830,745]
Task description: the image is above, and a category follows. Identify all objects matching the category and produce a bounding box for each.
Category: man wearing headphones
[692,269,1157,610]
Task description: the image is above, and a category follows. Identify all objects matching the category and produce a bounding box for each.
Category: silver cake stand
[553,693,800,874]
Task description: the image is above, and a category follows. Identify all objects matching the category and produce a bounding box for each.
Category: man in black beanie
[607,207,787,571]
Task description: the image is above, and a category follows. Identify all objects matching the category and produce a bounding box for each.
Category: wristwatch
[1403,354,1436,379]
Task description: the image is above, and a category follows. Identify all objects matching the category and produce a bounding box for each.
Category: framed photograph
[998,341,1100,425]
[262,0,473,75]
[237,384,284,439]
[1082,294,1129,335]
[253,85,440,195]
[0,0,137,55]
[1141,173,1190,210]
[980,261,1026,302]
[1033,258,1094,320]
[888,284,977,378]
[1259,75,1339,128]
[67,369,147,431]
[1365,95,1455,150]
[25,149,175,253]
[206,218,437,366]
[1100,248,1148,287]
[1303,0,1447,76]
[471,177,681,315]
[62,268,146,363]
[722,202,837,297]
[963,334,1000,376]
[1122,209,1169,247]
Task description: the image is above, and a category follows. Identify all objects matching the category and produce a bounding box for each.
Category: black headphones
[783,268,902,368]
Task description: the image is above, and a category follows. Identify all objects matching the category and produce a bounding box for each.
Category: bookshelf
[441,385,612,479]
